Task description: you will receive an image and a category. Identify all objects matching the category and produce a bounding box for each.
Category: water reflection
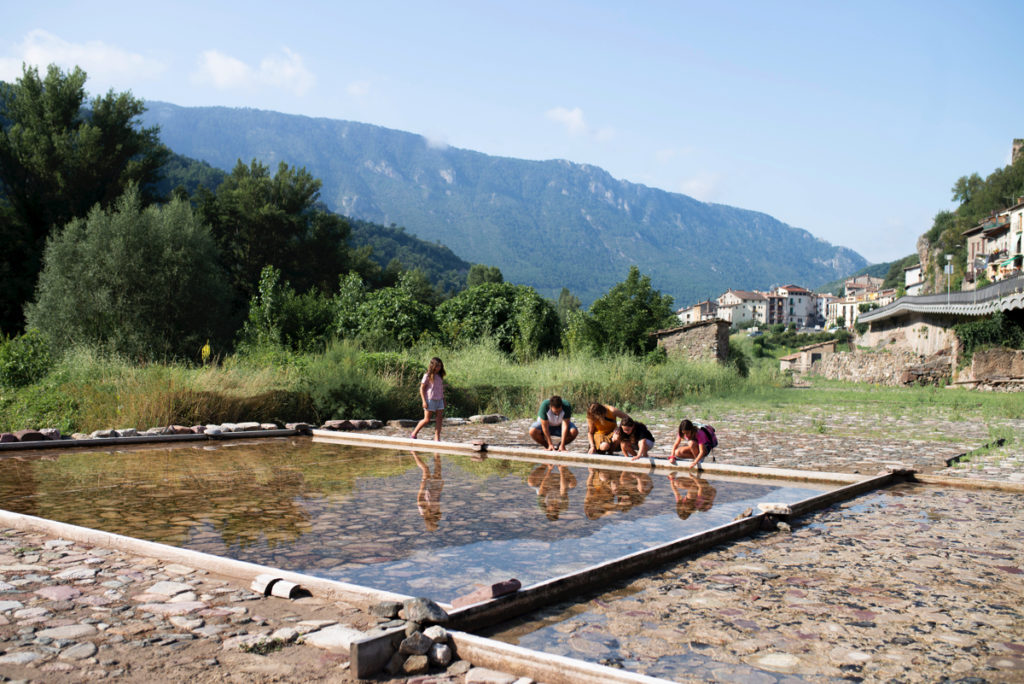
[584,469,655,519]
[0,443,827,602]
[412,451,444,531]
[528,464,577,520]
[668,473,718,520]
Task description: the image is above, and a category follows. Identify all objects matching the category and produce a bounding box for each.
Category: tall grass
[18,336,1015,435]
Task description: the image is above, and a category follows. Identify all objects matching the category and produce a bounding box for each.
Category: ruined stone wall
[811,349,933,386]
[953,348,1024,391]
[655,320,730,363]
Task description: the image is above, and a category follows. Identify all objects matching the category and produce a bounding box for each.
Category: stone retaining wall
[952,347,1024,391]
[811,349,938,386]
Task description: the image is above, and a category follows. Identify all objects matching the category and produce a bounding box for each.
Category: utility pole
[945,254,953,305]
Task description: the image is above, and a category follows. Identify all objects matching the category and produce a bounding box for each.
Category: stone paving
[381,407,1024,481]
[1,403,1021,683]
[487,483,1024,683]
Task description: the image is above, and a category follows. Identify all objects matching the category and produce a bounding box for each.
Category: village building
[716,290,765,326]
[775,284,816,327]
[675,299,718,325]
[904,263,923,296]
[779,340,838,373]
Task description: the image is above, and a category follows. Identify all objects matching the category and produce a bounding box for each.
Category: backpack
[698,425,718,449]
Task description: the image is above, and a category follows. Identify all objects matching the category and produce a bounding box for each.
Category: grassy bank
[0,340,784,434]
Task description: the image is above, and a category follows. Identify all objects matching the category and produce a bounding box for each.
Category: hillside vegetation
[143,102,867,305]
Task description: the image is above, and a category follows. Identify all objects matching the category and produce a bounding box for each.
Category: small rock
[423,625,448,643]
[403,654,430,675]
[385,651,406,675]
[370,600,402,619]
[115,428,138,438]
[466,667,519,684]
[429,642,453,666]
[270,627,299,643]
[59,641,98,660]
[399,631,433,656]
[403,597,449,624]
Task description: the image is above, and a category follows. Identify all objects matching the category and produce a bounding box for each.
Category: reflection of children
[529,464,577,520]
[615,471,653,513]
[411,358,445,441]
[670,420,716,468]
[584,468,619,520]
[667,472,717,520]
[412,452,444,531]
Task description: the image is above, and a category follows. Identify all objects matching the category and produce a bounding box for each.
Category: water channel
[0,438,829,604]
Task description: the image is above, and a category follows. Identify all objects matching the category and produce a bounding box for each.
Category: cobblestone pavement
[1,405,1021,683]
[381,407,1024,482]
[488,483,1024,683]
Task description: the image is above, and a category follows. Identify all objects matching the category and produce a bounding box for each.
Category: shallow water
[0,438,826,603]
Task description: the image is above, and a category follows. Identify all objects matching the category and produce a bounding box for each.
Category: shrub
[0,329,53,388]
[26,187,232,361]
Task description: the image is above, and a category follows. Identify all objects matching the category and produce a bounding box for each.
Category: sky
[2,0,1021,264]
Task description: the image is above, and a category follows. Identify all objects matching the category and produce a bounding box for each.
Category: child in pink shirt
[411,357,446,441]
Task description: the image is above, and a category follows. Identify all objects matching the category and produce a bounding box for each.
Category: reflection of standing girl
[412,452,444,531]
[411,357,446,441]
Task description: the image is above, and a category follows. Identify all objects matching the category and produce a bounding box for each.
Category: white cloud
[546,106,588,136]
[0,29,164,84]
[191,47,314,96]
[679,172,721,201]
[424,133,449,150]
[545,106,615,142]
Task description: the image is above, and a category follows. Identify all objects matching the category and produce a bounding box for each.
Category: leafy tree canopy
[586,266,677,355]
[466,264,504,289]
[197,159,369,302]
[0,63,168,334]
[26,186,232,361]
[435,282,559,360]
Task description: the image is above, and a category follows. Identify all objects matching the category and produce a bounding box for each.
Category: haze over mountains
[144,102,867,305]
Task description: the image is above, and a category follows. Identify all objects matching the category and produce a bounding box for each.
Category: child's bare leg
[433,410,444,441]
[411,410,432,439]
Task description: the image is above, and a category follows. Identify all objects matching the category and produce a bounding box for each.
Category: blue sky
[3,0,1021,264]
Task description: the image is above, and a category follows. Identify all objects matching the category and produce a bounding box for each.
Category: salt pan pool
[0,439,829,603]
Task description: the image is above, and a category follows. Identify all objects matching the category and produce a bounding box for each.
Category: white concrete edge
[449,630,672,684]
[0,508,411,605]
[312,429,868,485]
[0,429,300,454]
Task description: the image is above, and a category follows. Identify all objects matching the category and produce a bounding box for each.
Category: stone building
[651,319,731,363]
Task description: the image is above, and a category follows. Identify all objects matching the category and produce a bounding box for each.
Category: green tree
[198,159,359,302]
[555,287,582,326]
[237,266,335,354]
[435,282,559,360]
[466,264,503,288]
[587,266,676,355]
[26,187,231,360]
[0,64,168,333]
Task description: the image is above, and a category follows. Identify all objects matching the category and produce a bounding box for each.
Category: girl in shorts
[411,357,446,441]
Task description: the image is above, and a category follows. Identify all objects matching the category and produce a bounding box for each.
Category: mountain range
[143,102,867,305]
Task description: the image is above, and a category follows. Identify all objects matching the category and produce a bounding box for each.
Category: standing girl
[411,357,446,441]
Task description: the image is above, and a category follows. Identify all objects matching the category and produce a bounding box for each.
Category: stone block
[322,420,353,431]
[428,642,452,666]
[370,600,402,618]
[286,422,314,434]
[39,428,61,440]
[451,579,521,609]
[757,503,792,516]
[388,419,419,428]
[0,433,17,442]
[13,428,46,442]
[301,624,365,652]
[115,428,138,437]
[90,429,117,439]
